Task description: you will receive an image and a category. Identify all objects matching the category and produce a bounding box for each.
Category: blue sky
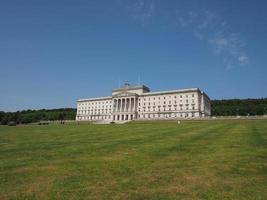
[0,0,267,111]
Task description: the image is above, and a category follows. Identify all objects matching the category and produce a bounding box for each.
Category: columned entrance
[113,96,137,121]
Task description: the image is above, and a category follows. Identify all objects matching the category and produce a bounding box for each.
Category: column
[127,98,131,112]
[126,98,128,112]
[132,98,135,119]
[113,99,116,112]
[126,98,129,112]
[120,98,123,112]
[122,98,124,112]
[116,99,118,112]
[121,99,123,112]
[133,98,136,112]
[124,98,127,112]
[129,98,132,112]
[118,99,120,112]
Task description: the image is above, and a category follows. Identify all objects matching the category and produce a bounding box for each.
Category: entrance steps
[114,120,131,124]
[93,120,112,124]
[93,120,131,124]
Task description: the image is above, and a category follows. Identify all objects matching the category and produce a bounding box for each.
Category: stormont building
[76,84,211,122]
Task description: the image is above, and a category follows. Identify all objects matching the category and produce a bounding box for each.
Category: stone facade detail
[76,84,211,121]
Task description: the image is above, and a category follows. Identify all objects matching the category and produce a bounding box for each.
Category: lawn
[0,119,267,200]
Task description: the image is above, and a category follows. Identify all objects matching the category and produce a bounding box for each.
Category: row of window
[78,104,196,115]
[79,104,196,112]
[77,112,198,121]
[140,94,195,101]
[79,105,112,110]
[78,109,112,114]
[139,104,196,112]
[79,100,198,111]
[139,99,195,106]
[78,94,197,107]
[139,112,197,118]
[79,100,112,107]
[78,115,112,121]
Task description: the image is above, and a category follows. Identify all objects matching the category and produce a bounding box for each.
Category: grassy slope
[0,120,266,200]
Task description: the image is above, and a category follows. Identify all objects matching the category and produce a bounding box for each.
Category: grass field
[0,120,267,200]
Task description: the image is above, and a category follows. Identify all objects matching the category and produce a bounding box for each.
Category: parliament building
[76,84,211,122]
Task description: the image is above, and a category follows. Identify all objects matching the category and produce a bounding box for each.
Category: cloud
[238,55,249,65]
[176,9,249,69]
[121,0,156,25]
[119,1,249,69]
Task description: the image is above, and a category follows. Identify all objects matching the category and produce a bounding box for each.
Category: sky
[0,0,267,111]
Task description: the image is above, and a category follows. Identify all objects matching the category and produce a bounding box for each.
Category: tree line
[211,98,267,116]
[0,108,76,125]
[0,98,266,124]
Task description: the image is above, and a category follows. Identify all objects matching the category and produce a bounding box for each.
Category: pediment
[113,92,137,97]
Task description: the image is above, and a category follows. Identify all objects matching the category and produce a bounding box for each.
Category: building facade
[76,84,211,121]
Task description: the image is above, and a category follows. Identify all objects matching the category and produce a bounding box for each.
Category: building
[76,84,211,121]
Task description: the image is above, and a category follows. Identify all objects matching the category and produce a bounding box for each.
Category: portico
[112,95,137,121]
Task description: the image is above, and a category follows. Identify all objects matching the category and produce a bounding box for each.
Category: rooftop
[112,84,150,92]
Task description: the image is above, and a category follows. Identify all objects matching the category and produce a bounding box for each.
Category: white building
[76,84,211,121]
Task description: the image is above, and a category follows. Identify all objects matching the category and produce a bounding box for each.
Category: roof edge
[141,88,200,96]
[77,96,112,102]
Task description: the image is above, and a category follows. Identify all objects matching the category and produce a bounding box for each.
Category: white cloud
[238,55,249,65]
[176,9,249,69]
[119,1,249,69]
[122,0,156,25]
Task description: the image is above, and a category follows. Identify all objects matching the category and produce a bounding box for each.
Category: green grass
[0,119,267,200]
